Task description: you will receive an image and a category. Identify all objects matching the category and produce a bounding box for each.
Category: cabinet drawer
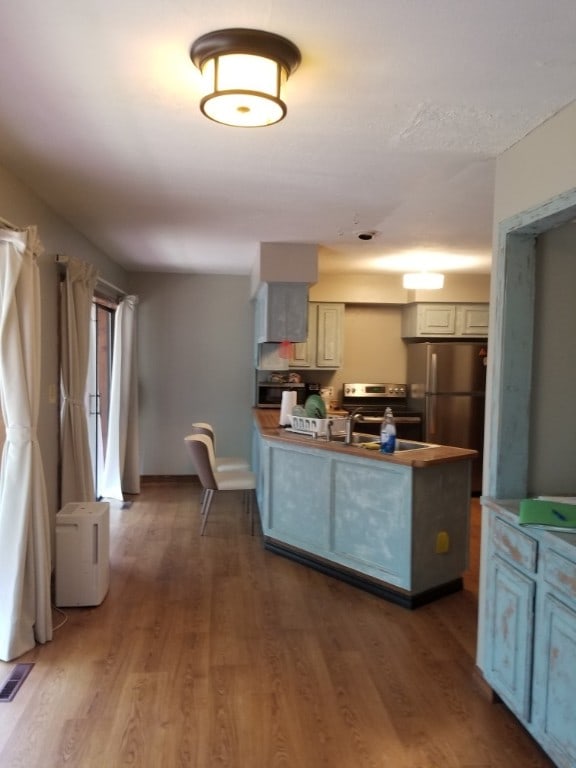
[543,549,576,605]
[492,516,538,573]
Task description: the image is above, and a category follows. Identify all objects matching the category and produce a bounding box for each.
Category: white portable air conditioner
[55,501,110,607]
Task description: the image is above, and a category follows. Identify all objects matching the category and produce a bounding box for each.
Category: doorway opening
[87,298,116,499]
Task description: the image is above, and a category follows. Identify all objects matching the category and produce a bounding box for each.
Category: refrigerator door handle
[430,353,438,393]
[427,396,436,436]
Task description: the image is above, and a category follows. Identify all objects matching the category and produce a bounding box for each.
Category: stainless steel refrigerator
[407,341,488,494]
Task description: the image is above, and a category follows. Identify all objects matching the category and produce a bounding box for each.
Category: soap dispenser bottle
[380,407,396,453]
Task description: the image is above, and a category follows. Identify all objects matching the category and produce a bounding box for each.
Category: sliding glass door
[87,300,115,499]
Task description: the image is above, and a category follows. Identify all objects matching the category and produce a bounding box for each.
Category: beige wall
[494,99,576,224]
[330,305,407,398]
[310,272,490,304]
[304,304,407,404]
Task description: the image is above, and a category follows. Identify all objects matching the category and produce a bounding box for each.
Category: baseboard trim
[264,538,463,609]
[140,475,199,485]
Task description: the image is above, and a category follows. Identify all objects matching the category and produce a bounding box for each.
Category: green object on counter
[304,394,326,419]
[519,498,576,531]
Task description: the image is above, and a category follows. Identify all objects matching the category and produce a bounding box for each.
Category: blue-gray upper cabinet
[402,303,489,339]
[254,282,309,343]
[290,302,344,369]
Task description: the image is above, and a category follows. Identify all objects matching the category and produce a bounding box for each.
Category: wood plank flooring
[0,484,556,768]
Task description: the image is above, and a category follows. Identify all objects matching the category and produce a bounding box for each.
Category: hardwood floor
[0,484,555,767]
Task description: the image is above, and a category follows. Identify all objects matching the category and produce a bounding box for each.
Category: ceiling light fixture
[403,272,445,290]
[190,28,301,127]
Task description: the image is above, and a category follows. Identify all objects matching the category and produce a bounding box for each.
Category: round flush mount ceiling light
[190,28,301,127]
[402,272,445,290]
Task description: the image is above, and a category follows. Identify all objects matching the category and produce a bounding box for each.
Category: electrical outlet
[435,531,450,554]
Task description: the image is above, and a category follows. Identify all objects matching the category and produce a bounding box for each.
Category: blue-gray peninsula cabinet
[253,412,476,608]
[479,498,576,768]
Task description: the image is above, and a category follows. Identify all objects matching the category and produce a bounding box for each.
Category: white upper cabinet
[254,282,309,343]
[402,303,489,339]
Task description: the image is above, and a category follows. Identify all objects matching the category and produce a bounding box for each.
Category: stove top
[341,382,419,416]
[340,383,423,437]
[343,382,407,399]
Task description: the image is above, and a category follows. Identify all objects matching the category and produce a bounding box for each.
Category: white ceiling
[1,1,576,277]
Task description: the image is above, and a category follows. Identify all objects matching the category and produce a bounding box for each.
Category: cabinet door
[282,284,309,342]
[290,303,317,368]
[484,554,535,721]
[419,304,456,335]
[402,303,457,337]
[316,303,343,367]
[255,283,308,343]
[290,302,343,369]
[402,303,489,338]
[457,304,489,336]
[533,594,576,767]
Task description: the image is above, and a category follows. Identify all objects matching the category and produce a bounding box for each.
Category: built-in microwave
[256,381,320,408]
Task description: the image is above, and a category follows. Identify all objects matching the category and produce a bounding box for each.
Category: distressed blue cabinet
[533,548,576,768]
[253,430,471,603]
[254,282,308,343]
[480,499,576,767]
[484,554,535,721]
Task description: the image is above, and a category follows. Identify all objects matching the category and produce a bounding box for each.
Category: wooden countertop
[254,409,477,468]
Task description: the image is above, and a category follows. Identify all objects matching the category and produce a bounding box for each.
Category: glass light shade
[190,29,301,128]
[403,272,445,289]
[200,53,286,126]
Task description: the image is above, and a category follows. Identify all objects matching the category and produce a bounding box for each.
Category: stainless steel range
[341,382,423,441]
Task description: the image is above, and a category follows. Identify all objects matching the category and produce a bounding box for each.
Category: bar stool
[190,422,249,472]
[190,422,251,511]
[185,434,256,536]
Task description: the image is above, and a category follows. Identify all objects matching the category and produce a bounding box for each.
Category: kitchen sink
[396,440,435,451]
[329,433,434,451]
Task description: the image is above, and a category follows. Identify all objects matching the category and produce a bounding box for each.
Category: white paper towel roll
[279,390,297,426]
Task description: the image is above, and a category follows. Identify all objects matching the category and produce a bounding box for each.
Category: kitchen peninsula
[253,409,477,607]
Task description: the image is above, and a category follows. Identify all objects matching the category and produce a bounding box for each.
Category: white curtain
[60,256,99,505]
[100,295,140,500]
[0,226,52,661]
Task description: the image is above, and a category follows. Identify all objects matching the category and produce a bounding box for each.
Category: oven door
[355,414,423,441]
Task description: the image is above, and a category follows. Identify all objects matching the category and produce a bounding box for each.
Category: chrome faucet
[345,407,364,444]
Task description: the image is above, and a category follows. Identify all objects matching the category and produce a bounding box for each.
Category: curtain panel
[0,226,52,661]
[60,256,98,505]
[101,295,140,500]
